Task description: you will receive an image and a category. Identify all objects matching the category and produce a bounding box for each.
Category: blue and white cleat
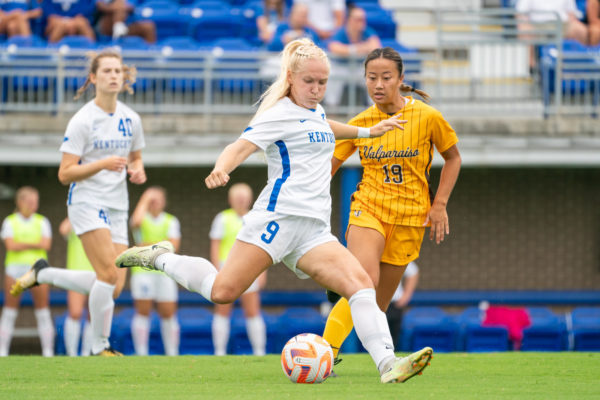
[115,241,174,271]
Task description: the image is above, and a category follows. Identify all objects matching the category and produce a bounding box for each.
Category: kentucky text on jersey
[93,139,133,150]
[362,145,419,161]
[307,131,335,143]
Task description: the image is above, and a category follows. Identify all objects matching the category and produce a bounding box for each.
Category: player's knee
[95,267,118,285]
[211,285,237,305]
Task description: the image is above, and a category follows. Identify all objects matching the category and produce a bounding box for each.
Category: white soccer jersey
[241,97,335,224]
[60,100,145,211]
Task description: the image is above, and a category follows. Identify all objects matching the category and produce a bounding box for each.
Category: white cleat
[115,241,174,270]
[380,347,433,383]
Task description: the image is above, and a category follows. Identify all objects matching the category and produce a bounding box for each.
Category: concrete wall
[1,165,599,292]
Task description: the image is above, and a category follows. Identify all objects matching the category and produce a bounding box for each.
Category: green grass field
[0,353,597,400]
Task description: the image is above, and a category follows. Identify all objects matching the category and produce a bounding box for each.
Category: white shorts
[5,264,31,280]
[130,272,179,302]
[68,203,129,245]
[236,210,338,279]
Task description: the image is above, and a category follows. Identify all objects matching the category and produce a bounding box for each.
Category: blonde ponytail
[253,38,329,121]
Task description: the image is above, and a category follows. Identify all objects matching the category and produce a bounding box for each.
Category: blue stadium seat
[235,1,262,46]
[134,1,191,41]
[540,40,600,116]
[356,3,396,39]
[112,308,165,355]
[278,307,326,348]
[211,37,259,92]
[178,307,214,355]
[189,0,230,12]
[457,307,510,352]
[54,311,90,356]
[157,37,210,92]
[188,9,243,44]
[520,307,567,351]
[2,35,53,98]
[401,307,455,352]
[227,308,282,354]
[571,307,600,351]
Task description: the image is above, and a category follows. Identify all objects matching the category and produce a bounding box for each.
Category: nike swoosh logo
[299,119,307,123]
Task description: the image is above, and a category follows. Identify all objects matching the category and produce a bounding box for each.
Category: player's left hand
[206,169,230,189]
[369,114,407,137]
[128,167,146,185]
[423,202,449,244]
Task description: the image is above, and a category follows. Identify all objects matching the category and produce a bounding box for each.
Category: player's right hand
[205,169,230,189]
[103,156,128,172]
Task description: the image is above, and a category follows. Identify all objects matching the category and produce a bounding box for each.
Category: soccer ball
[280,333,334,384]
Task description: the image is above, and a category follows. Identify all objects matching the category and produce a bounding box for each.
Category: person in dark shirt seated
[267,3,320,52]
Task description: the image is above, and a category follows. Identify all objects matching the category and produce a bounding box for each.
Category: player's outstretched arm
[206,139,258,189]
[327,114,406,140]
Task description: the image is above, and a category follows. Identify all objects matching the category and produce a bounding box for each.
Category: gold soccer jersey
[334,97,458,227]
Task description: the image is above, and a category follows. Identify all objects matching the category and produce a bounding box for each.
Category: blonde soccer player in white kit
[117,38,432,382]
[11,50,146,356]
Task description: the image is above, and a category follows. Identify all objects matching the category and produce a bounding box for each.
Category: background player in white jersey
[11,50,146,356]
[129,187,181,356]
[0,186,54,357]
[117,38,431,383]
[210,183,267,356]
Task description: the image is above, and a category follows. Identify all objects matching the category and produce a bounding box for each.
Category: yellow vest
[132,213,174,275]
[218,209,243,263]
[4,213,48,267]
[66,230,93,271]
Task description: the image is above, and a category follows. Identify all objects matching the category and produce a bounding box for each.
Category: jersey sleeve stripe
[267,140,291,212]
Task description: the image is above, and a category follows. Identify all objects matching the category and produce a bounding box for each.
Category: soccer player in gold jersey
[323,47,462,374]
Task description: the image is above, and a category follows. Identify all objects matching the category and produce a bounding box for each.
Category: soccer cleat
[329,357,343,378]
[115,241,174,271]
[380,346,433,383]
[94,347,123,357]
[10,258,50,296]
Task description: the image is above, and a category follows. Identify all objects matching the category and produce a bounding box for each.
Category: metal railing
[0,9,598,119]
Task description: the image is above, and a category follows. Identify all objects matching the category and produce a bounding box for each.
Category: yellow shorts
[347,210,425,266]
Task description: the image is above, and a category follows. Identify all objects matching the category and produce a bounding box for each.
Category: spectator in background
[294,0,345,40]
[256,0,287,46]
[210,183,266,356]
[0,1,42,38]
[267,3,320,51]
[41,0,96,43]
[0,186,54,357]
[516,0,589,70]
[129,187,181,356]
[59,217,94,357]
[385,262,419,349]
[96,0,156,43]
[588,0,600,45]
[325,6,381,107]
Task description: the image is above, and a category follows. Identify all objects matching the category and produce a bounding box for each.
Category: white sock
[88,280,115,354]
[160,316,180,356]
[155,254,217,301]
[211,314,230,356]
[64,316,81,356]
[349,288,395,374]
[81,321,92,356]
[246,315,266,356]
[0,307,18,357]
[35,308,55,357]
[37,268,96,295]
[131,313,150,356]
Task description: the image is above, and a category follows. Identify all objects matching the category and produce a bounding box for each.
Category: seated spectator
[256,0,287,46]
[267,3,320,52]
[588,0,600,45]
[325,6,381,107]
[0,1,42,39]
[517,0,589,67]
[42,0,96,43]
[96,0,156,43]
[294,0,345,41]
